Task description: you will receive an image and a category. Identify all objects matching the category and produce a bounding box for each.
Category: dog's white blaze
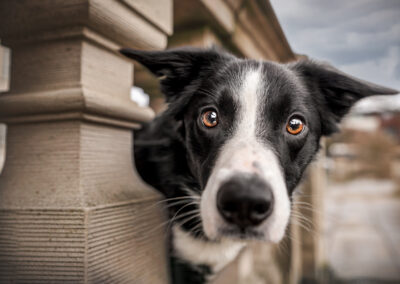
[238,69,260,139]
[200,66,291,243]
[173,225,245,272]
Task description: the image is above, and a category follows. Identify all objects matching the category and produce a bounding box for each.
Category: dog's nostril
[253,201,269,215]
[249,199,272,224]
[217,175,274,229]
[220,201,236,217]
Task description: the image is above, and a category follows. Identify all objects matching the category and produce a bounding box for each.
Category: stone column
[0,0,172,282]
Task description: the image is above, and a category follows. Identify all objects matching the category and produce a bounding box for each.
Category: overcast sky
[270,0,400,94]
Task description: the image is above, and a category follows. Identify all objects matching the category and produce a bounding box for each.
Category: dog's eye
[201,110,218,128]
[286,117,304,135]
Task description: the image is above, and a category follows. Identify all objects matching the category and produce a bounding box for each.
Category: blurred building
[324,98,400,283]
[328,96,400,181]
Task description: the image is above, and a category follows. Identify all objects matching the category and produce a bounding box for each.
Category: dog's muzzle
[200,142,290,242]
[217,175,274,230]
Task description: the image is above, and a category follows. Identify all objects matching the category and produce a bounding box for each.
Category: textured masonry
[0,0,172,282]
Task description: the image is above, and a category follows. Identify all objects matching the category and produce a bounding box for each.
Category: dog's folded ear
[289,59,399,135]
[120,47,234,102]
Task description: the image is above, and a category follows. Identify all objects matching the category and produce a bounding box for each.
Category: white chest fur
[173,225,245,272]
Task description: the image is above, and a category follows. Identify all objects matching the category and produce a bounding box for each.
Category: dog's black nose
[217,175,274,229]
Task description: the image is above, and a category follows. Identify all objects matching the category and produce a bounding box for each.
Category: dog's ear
[290,60,398,135]
[120,47,234,102]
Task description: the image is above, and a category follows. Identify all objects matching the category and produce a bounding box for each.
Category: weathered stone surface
[0,0,172,282]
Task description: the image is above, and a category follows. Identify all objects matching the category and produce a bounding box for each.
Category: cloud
[270,0,400,91]
[339,46,400,89]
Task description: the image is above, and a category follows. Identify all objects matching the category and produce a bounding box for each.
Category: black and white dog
[120,47,397,283]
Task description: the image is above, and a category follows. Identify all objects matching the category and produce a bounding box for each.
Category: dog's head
[121,47,398,242]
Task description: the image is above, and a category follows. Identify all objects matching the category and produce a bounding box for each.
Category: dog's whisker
[172,210,201,223]
[284,228,303,246]
[293,202,339,223]
[192,230,206,240]
[160,210,202,243]
[131,196,199,214]
[291,207,313,220]
[181,187,202,197]
[148,206,199,229]
[168,203,201,231]
[293,205,324,216]
[292,201,314,207]
[140,197,200,212]
[290,213,313,228]
[170,202,200,220]
[290,218,311,232]
[290,214,313,231]
[169,212,201,228]
[290,214,317,235]
[176,213,202,228]
[277,235,291,257]
[190,226,205,240]
[292,202,319,212]
[133,210,201,242]
[155,196,200,205]
[191,222,204,234]
[189,224,203,236]
[290,211,313,223]
[161,199,200,209]
[123,197,200,221]
[295,222,314,234]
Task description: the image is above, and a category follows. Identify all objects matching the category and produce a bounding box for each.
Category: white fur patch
[237,68,261,137]
[173,225,245,272]
[200,65,291,242]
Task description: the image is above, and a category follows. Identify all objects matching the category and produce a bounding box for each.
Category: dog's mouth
[217,226,265,241]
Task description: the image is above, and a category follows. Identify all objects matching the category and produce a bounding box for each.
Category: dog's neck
[172,225,245,282]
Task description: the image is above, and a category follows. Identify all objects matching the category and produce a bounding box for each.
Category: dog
[120,47,398,284]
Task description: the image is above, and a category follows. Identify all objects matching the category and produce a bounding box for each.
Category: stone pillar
[0,0,172,282]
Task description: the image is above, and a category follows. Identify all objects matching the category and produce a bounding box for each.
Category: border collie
[120,47,398,284]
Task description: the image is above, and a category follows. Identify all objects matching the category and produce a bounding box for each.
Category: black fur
[120,47,398,283]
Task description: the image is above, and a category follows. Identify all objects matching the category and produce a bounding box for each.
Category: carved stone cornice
[172,0,295,62]
[0,0,175,127]
[0,0,171,50]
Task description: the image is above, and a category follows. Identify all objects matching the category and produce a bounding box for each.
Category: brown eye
[286,117,304,135]
[201,110,218,128]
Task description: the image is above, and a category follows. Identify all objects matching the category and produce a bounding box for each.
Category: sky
[270,0,400,110]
